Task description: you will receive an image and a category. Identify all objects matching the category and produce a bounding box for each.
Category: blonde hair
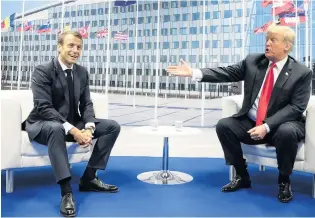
[267,24,295,52]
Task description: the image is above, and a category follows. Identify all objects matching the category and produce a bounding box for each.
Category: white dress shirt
[191,56,289,133]
[58,57,95,135]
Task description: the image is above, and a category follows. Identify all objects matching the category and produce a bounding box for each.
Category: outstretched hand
[166,59,193,77]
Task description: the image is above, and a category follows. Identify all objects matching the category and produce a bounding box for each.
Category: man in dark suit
[25,31,121,216]
[167,25,312,203]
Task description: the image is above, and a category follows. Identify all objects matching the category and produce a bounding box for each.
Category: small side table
[132,126,201,185]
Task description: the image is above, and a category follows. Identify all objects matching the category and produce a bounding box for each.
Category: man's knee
[112,120,121,134]
[47,122,65,137]
[216,117,231,134]
[99,119,121,135]
[274,123,298,145]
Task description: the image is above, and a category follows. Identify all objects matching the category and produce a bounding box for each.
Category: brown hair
[58,30,83,45]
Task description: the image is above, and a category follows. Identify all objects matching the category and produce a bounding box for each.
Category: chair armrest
[304,105,315,170]
[90,93,108,119]
[1,98,22,169]
[221,95,243,118]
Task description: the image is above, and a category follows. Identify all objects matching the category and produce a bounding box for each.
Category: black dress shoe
[278,182,293,203]
[221,175,251,192]
[79,177,119,192]
[60,193,76,217]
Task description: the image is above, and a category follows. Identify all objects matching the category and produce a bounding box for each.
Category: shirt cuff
[191,68,203,82]
[63,122,74,135]
[263,123,270,133]
[85,122,95,130]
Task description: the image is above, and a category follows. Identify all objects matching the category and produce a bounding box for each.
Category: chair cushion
[21,131,91,157]
[241,142,304,161]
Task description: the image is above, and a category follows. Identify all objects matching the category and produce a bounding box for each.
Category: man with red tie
[166,25,312,203]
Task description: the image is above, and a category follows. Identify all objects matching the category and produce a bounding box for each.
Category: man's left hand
[81,128,93,139]
[247,125,267,140]
[79,129,93,147]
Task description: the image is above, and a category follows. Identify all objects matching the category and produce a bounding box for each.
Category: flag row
[255,0,310,33]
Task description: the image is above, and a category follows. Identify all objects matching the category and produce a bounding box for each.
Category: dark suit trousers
[33,119,121,182]
[215,115,305,175]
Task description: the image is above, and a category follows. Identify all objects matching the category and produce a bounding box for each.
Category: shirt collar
[58,56,73,71]
[269,56,288,71]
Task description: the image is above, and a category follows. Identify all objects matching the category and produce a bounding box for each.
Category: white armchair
[1,90,108,193]
[222,95,315,198]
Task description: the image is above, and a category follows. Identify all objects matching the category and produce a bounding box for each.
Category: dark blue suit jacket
[200,54,313,131]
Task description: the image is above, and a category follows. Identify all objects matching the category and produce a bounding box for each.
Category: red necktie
[256,63,276,126]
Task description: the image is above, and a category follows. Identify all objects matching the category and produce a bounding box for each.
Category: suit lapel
[53,58,69,104]
[268,57,292,110]
[250,58,269,105]
[72,64,80,109]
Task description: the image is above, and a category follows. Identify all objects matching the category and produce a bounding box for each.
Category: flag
[96,28,108,38]
[262,0,293,7]
[17,21,32,32]
[114,30,128,41]
[303,0,310,5]
[272,0,293,7]
[114,0,136,6]
[279,10,306,26]
[254,21,274,34]
[64,25,71,32]
[279,16,305,26]
[288,4,305,13]
[78,26,88,38]
[37,22,51,33]
[262,0,273,7]
[272,1,294,16]
[1,13,15,29]
[57,25,71,36]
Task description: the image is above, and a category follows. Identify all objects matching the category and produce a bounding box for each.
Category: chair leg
[6,169,14,193]
[259,165,265,171]
[312,174,315,199]
[229,166,236,181]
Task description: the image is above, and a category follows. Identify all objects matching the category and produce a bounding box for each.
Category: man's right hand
[166,59,193,77]
[69,127,92,147]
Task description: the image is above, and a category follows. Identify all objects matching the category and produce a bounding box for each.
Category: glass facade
[1,0,314,96]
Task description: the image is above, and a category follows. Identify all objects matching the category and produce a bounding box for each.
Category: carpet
[2,157,315,217]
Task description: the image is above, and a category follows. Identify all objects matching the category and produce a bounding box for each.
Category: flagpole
[17,0,25,90]
[2,32,7,88]
[305,0,309,68]
[201,0,206,127]
[154,0,160,120]
[125,34,128,96]
[124,37,128,93]
[87,24,91,91]
[241,0,245,94]
[133,2,139,108]
[309,0,312,71]
[28,25,34,89]
[109,39,114,94]
[295,0,298,59]
[10,21,16,90]
[272,0,276,22]
[118,34,121,93]
[105,0,111,96]
[61,0,65,31]
[95,29,99,93]
[94,28,98,92]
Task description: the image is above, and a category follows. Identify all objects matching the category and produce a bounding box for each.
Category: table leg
[162,137,169,172]
[137,136,193,185]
